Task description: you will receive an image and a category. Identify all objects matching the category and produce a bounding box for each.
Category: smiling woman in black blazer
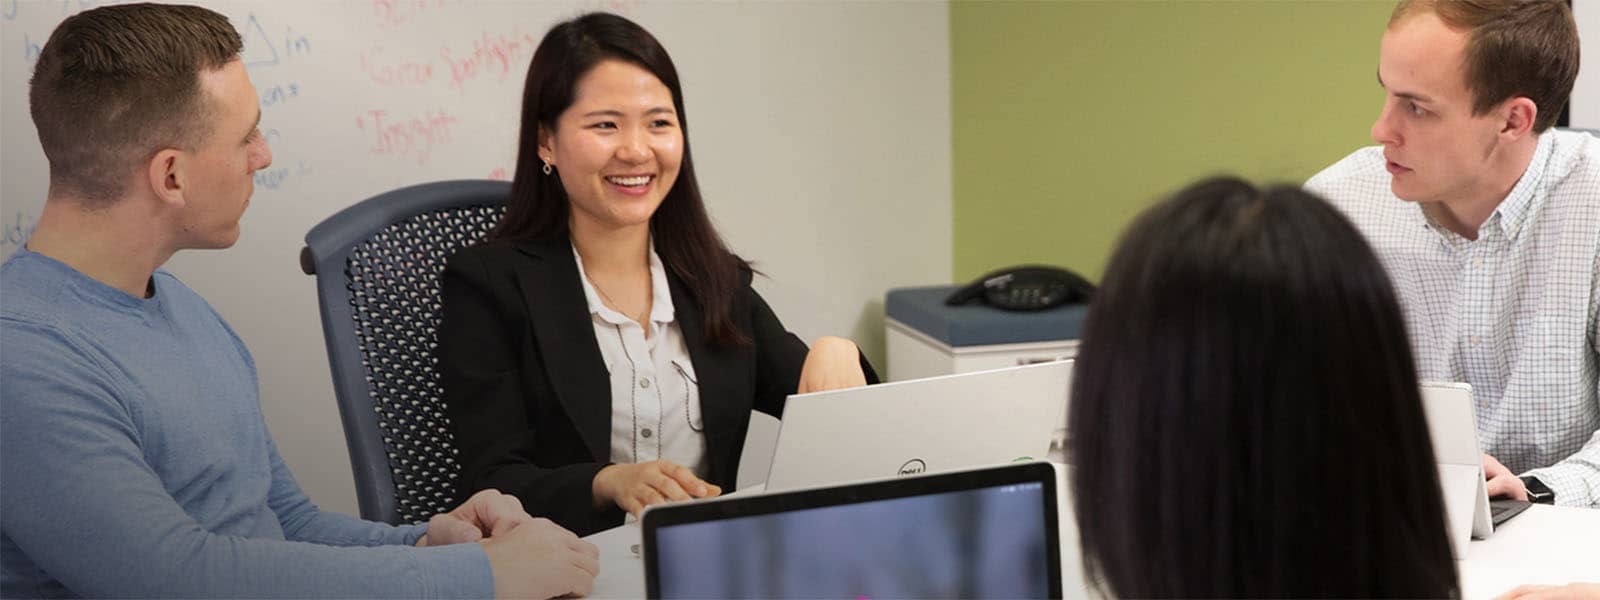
[438,13,875,537]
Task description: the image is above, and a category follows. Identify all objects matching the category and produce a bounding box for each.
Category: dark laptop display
[641,462,1062,600]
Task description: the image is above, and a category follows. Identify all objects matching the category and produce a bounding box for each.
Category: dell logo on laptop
[898,459,927,476]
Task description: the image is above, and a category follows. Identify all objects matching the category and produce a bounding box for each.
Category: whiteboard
[1,0,952,516]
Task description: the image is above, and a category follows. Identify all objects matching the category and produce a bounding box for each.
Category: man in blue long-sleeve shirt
[0,4,598,598]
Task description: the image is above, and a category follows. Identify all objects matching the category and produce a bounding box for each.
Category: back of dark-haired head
[29,2,243,206]
[1067,177,1458,598]
[493,12,750,346]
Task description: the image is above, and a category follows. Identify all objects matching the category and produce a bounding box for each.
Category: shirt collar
[644,244,674,324]
[1488,131,1555,241]
[1417,132,1553,245]
[571,240,676,327]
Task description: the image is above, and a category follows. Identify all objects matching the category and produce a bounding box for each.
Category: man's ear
[147,148,186,208]
[1499,97,1537,141]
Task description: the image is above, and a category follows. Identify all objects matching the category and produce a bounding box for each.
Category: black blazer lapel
[514,239,612,463]
[666,272,749,486]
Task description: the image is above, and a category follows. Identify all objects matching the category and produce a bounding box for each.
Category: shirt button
[639,378,651,389]
[1472,257,1483,267]
[641,428,653,438]
[1470,335,1482,346]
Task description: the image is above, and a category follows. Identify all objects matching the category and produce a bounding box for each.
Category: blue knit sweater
[0,249,492,598]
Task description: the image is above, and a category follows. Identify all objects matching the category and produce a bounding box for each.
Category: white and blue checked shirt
[1307,129,1600,508]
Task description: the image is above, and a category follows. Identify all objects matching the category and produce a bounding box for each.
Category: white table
[1458,504,1600,596]
[584,522,647,599]
[581,503,1599,599]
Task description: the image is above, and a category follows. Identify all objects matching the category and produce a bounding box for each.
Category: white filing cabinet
[887,319,1078,381]
[884,286,1088,460]
[884,286,1086,381]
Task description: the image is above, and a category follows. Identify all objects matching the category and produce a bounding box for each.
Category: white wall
[1574,0,1599,128]
[0,0,951,517]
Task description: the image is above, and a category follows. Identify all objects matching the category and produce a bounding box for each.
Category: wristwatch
[1520,476,1556,504]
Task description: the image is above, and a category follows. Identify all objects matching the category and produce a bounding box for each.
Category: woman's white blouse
[572,244,709,478]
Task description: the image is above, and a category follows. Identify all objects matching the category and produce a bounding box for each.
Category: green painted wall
[952,0,1395,282]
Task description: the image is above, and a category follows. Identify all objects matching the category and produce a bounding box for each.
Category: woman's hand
[797,336,869,394]
[592,460,721,517]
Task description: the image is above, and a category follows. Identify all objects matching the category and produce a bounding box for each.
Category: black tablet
[640,461,1063,600]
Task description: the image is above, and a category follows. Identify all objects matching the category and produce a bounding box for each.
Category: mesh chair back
[302,180,508,524]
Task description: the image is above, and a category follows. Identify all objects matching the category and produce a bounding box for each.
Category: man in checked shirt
[1307,0,1599,508]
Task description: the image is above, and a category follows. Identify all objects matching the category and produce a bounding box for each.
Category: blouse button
[640,378,651,389]
[641,428,653,438]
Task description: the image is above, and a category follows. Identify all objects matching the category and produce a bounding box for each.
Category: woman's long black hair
[1069,176,1458,598]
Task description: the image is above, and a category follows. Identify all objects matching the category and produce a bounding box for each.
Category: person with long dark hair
[1068,177,1458,597]
[439,13,875,536]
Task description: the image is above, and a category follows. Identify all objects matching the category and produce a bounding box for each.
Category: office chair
[300,179,508,524]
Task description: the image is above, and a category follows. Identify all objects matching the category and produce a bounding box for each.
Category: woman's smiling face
[541,58,683,234]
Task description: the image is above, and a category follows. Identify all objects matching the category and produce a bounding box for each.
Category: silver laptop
[762,360,1070,492]
[1420,381,1494,558]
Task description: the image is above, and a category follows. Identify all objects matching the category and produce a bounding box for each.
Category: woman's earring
[541,158,553,176]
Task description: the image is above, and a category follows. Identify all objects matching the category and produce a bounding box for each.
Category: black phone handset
[944,265,1095,311]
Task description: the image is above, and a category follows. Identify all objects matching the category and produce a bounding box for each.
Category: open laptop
[641,462,1065,600]
[762,360,1070,492]
[1420,382,1495,558]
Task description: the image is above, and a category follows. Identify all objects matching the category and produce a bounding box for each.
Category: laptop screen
[643,462,1062,599]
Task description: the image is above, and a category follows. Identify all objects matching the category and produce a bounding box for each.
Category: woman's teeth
[605,175,652,186]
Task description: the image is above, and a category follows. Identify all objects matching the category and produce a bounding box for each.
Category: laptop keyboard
[1489,498,1532,527]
